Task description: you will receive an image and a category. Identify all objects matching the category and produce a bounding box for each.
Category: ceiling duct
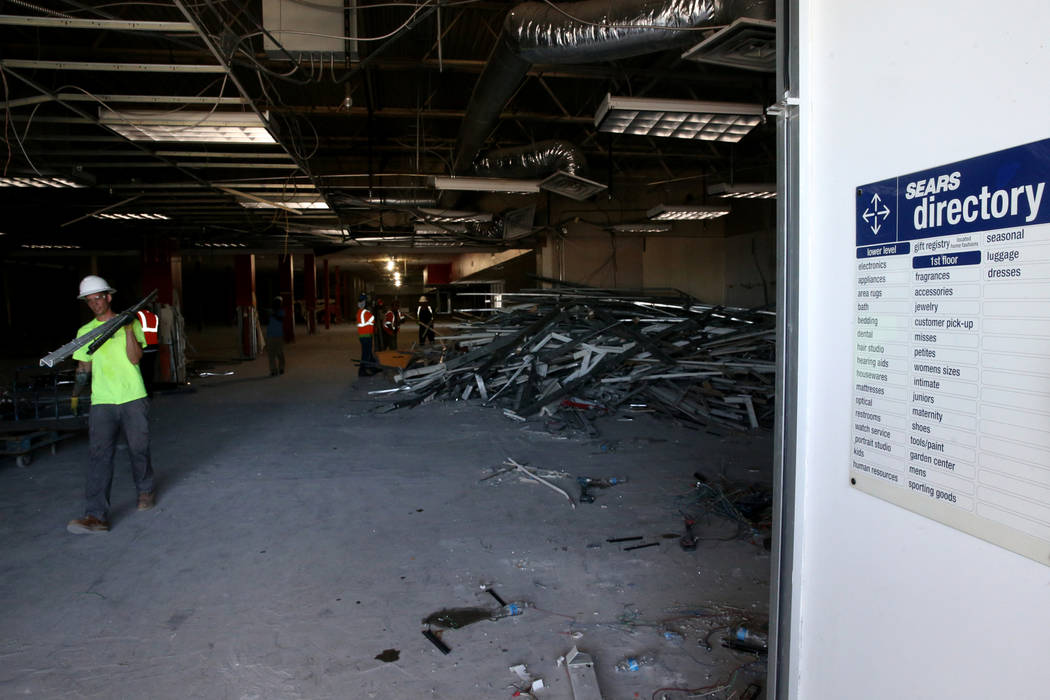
[451,0,774,178]
[474,140,586,178]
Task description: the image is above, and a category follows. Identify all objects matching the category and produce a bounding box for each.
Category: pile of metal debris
[377,289,776,431]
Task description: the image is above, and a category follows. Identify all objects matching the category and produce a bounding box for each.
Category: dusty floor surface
[0,323,773,700]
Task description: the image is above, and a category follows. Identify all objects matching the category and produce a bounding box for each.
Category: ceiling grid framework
[0,0,777,261]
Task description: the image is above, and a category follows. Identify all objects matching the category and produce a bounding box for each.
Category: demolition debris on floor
[370,288,775,433]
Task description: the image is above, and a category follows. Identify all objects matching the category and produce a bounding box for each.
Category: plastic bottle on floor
[491,601,531,619]
[614,654,654,672]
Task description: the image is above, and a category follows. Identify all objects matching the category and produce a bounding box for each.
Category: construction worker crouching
[67,275,156,534]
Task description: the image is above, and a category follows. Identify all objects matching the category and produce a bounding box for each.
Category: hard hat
[376,298,383,305]
[358,293,367,302]
[418,295,428,303]
[78,275,115,299]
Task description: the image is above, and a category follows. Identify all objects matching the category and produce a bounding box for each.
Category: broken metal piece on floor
[606,536,643,543]
[422,628,451,655]
[422,607,493,629]
[484,586,507,606]
[564,646,604,700]
[505,458,575,509]
[623,541,659,551]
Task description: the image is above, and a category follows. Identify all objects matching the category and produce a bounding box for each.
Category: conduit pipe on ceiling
[334,190,438,208]
[451,0,773,178]
[473,140,586,178]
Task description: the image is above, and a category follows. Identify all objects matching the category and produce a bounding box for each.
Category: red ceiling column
[304,253,317,335]
[323,258,331,330]
[142,238,183,382]
[278,253,295,343]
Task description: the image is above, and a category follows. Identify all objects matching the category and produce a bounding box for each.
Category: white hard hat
[78,275,115,299]
[418,295,428,303]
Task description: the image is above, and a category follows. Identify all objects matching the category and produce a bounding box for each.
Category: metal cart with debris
[0,366,88,467]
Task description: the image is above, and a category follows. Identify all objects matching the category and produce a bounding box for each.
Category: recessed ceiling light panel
[647,204,731,221]
[706,182,777,199]
[99,109,275,144]
[595,94,764,143]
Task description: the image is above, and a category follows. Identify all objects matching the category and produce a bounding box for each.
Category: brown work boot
[137,491,156,511]
[67,515,110,534]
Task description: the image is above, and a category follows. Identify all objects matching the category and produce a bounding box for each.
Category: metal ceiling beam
[0,14,195,31]
[0,59,227,73]
[172,0,335,228]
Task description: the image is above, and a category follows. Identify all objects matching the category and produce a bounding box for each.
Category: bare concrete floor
[0,324,773,700]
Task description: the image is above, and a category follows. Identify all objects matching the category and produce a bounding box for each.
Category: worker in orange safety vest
[136,308,160,396]
[356,293,379,376]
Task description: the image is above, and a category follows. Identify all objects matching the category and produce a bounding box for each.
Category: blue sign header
[856,138,1050,247]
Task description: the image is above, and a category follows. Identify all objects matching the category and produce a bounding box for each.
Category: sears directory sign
[851,138,1050,565]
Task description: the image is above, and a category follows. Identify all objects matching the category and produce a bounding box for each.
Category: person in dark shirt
[266,296,286,376]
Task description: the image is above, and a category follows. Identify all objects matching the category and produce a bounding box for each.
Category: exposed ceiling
[0,0,777,265]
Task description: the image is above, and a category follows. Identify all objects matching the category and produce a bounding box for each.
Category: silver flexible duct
[451,0,773,178]
[474,140,586,178]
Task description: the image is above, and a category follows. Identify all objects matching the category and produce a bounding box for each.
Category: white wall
[795,1,1050,697]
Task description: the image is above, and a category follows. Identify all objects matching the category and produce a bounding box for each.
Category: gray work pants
[85,398,154,520]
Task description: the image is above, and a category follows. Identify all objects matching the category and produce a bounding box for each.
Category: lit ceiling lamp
[238,199,328,210]
[594,94,764,143]
[99,108,275,143]
[647,204,731,221]
[414,222,467,235]
[680,18,777,72]
[610,222,673,233]
[415,208,493,223]
[540,171,607,201]
[706,182,777,199]
[0,176,86,188]
[430,176,540,194]
[386,258,395,271]
[94,212,171,220]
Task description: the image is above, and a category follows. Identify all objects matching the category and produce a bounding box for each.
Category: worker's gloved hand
[72,370,90,415]
[75,370,90,392]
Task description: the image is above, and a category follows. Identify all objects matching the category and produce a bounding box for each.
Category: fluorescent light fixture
[610,223,673,234]
[94,212,171,220]
[706,182,777,199]
[21,243,81,249]
[431,176,540,194]
[196,242,248,248]
[99,108,275,143]
[647,204,731,221]
[540,171,607,201]
[0,176,85,188]
[595,94,763,143]
[414,222,467,235]
[415,208,493,223]
[386,259,395,271]
[239,199,328,210]
[681,18,777,72]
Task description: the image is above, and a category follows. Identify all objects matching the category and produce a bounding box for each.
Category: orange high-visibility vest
[136,310,160,345]
[357,307,374,336]
[383,309,397,334]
